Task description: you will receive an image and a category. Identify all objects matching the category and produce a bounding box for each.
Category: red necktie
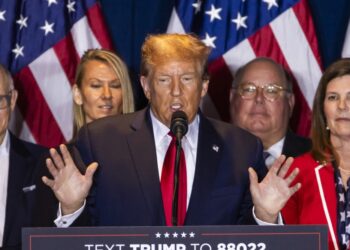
[161,132,187,226]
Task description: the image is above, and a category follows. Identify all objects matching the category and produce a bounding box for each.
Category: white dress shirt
[150,111,198,208]
[55,111,282,226]
[264,137,285,168]
[0,131,10,247]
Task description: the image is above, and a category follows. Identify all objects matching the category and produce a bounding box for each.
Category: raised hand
[249,155,300,223]
[42,144,98,215]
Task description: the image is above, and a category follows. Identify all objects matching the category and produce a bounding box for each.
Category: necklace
[338,166,350,174]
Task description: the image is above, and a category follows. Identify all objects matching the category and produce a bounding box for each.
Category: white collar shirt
[0,130,10,247]
[265,137,285,168]
[150,110,199,209]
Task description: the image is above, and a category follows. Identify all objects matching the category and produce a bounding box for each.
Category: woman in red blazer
[282,58,350,250]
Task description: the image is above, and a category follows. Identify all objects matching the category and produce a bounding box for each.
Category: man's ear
[200,79,209,98]
[140,76,151,100]
[288,93,295,118]
[10,89,18,111]
[72,84,83,105]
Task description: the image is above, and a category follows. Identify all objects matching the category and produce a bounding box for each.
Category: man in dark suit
[42,34,300,227]
[0,64,47,249]
[230,57,311,168]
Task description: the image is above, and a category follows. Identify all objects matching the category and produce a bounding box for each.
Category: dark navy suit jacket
[3,133,47,249]
[282,130,312,158]
[72,108,267,226]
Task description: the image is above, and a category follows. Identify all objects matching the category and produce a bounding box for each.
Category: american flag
[167,0,323,137]
[0,0,113,147]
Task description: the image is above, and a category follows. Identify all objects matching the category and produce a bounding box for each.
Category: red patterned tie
[161,132,187,226]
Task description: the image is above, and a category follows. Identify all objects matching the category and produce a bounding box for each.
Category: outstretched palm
[249,155,300,223]
[42,144,98,215]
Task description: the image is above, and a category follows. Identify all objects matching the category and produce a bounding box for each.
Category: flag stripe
[270,7,322,109]
[222,39,256,74]
[14,67,65,147]
[29,49,73,141]
[342,17,350,57]
[166,8,186,34]
[53,33,80,85]
[70,15,102,57]
[292,0,323,67]
[248,25,285,61]
[86,3,114,49]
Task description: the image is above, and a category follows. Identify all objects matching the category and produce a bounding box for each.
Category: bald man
[230,57,311,167]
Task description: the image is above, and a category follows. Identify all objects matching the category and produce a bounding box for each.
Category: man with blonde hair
[42,34,300,227]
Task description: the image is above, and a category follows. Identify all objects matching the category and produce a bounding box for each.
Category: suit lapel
[126,109,164,224]
[315,164,339,250]
[186,115,223,223]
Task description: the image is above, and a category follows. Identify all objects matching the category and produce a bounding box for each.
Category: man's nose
[254,87,265,103]
[171,78,182,96]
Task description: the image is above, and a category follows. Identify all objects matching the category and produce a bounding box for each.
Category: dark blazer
[3,132,47,249]
[282,130,312,157]
[73,108,267,226]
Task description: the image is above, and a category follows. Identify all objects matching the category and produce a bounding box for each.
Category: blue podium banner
[22,225,328,250]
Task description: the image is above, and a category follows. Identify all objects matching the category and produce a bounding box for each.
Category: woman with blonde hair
[72,48,134,137]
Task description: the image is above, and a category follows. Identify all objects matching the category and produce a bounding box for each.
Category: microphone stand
[172,135,182,226]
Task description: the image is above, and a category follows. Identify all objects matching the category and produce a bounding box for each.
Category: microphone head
[170,110,188,140]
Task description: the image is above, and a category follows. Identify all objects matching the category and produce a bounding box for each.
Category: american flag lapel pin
[212,144,219,152]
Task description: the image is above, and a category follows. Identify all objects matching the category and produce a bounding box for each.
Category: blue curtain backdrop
[100,0,350,110]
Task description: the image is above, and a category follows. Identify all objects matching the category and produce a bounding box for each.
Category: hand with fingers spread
[42,144,98,215]
[249,155,301,223]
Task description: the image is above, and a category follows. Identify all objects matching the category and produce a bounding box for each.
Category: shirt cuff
[54,200,86,227]
[252,206,284,225]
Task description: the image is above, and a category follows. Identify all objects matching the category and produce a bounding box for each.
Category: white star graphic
[40,20,54,35]
[339,193,345,202]
[16,15,28,29]
[262,0,278,10]
[47,0,58,7]
[232,12,248,30]
[202,33,217,48]
[164,232,170,238]
[172,232,178,238]
[189,232,195,238]
[12,44,24,59]
[338,177,343,185]
[346,224,350,234]
[347,211,350,218]
[67,1,76,13]
[0,10,6,21]
[205,4,222,22]
[192,0,202,14]
[181,232,187,238]
[155,232,161,238]
[341,211,345,222]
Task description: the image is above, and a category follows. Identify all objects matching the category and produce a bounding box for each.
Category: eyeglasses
[0,90,12,109]
[234,83,289,102]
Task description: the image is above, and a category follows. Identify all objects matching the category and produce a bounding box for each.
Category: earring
[326,126,330,130]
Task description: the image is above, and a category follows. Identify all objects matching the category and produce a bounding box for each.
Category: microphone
[170,110,188,226]
[170,110,188,142]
